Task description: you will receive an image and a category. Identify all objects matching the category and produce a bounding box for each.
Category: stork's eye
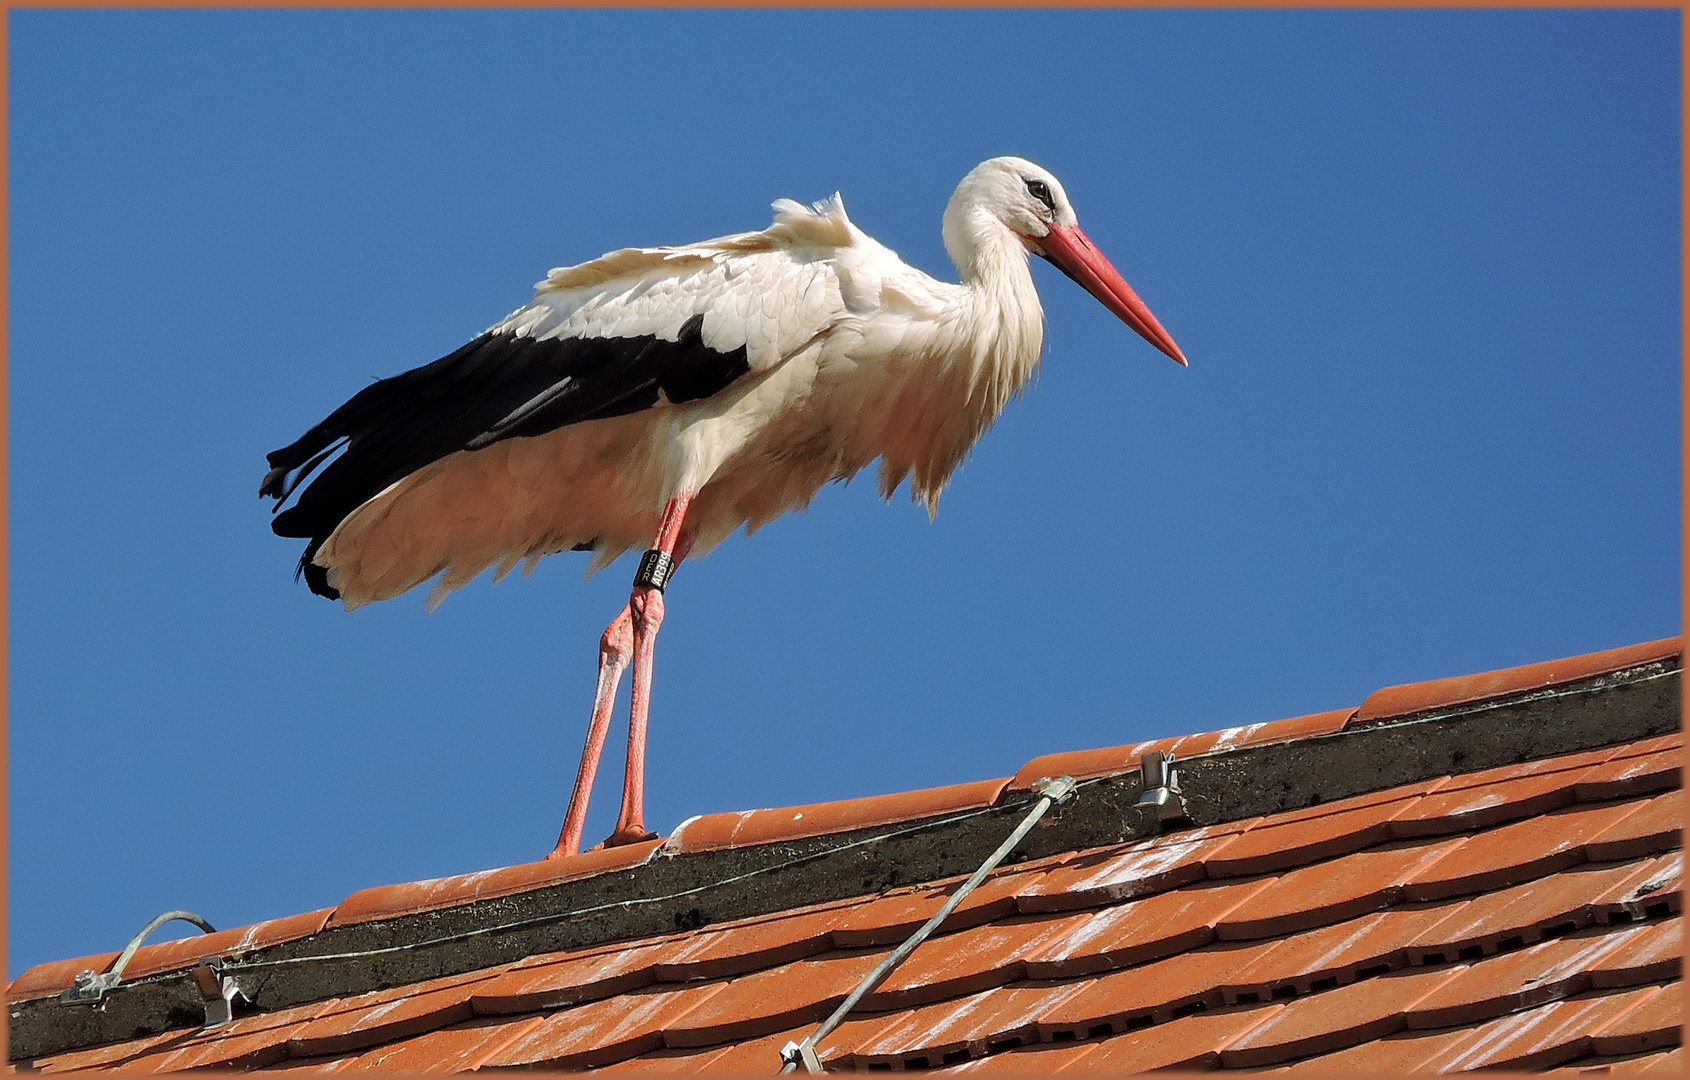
[1025,179,1055,211]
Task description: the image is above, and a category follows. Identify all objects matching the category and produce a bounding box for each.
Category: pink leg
[546,606,633,860]
[606,495,694,847]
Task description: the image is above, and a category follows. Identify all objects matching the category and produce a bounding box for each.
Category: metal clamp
[780,1040,824,1073]
[1135,751,1189,823]
[191,963,245,1028]
[59,910,217,1006]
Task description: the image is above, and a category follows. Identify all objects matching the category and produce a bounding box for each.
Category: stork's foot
[603,826,659,848]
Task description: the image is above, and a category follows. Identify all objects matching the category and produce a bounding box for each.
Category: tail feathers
[296,538,340,601]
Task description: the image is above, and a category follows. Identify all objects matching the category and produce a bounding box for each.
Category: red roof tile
[664,776,1010,853]
[1420,983,1667,1071]
[1351,635,1680,725]
[1070,1001,1283,1071]
[326,839,663,927]
[1219,964,1463,1067]
[11,637,1680,1075]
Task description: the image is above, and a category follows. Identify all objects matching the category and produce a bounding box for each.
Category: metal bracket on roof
[780,1040,824,1073]
[1136,751,1189,825]
[191,962,245,1028]
[58,910,217,1006]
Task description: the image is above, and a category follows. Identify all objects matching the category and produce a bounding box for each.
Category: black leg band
[634,549,675,592]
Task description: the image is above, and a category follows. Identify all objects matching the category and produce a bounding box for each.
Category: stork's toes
[603,827,659,848]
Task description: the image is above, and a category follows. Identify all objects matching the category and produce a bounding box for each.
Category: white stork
[262,157,1185,858]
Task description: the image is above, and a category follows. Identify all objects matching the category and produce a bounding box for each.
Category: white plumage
[312,160,1102,610]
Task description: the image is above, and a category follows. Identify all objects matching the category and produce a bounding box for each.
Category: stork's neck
[941,203,1044,374]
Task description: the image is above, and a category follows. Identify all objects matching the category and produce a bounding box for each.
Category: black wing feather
[262,314,749,599]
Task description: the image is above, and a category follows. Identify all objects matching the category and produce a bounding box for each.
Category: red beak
[1037,222,1187,366]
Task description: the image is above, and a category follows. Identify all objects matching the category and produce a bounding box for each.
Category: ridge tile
[110,908,337,985]
[328,839,664,927]
[665,777,1010,853]
[1351,636,1681,725]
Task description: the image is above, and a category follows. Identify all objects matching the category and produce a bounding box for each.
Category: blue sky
[8,10,1679,976]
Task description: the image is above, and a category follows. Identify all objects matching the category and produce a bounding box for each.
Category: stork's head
[946,156,1186,366]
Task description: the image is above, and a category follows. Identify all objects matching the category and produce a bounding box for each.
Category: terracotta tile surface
[1419,983,1666,1071]
[1021,825,1253,908]
[341,1015,543,1072]
[1351,635,1680,725]
[661,948,884,1047]
[689,1024,812,1073]
[827,869,1040,947]
[951,1040,1098,1072]
[666,776,1010,853]
[870,912,1091,1009]
[1592,853,1683,920]
[1207,794,1428,876]
[1025,876,1276,978]
[1586,790,1683,861]
[14,639,1680,1076]
[256,1051,359,1073]
[1280,1026,1475,1073]
[482,980,727,1069]
[470,938,677,1013]
[1075,1002,1283,1071]
[650,903,850,981]
[1402,799,1648,901]
[848,984,1087,1067]
[29,1029,190,1073]
[1574,747,1683,802]
[1217,836,1464,939]
[1223,903,1457,1002]
[1218,964,1463,1067]
[1589,917,1682,988]
[1406,922,1653,1029]
[285,969,504,1057]
[121,999,344,1072]
[1589,983,1682,1056]
[1037,939,1281,1038]
[1407,859,1657,962]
